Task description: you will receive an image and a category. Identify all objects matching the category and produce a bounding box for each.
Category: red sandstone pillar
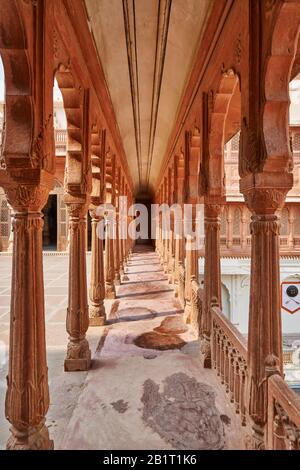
[64,202,91,371]
[201,201,223,368]
[119,214,125,276]
[114,213,121,286]
[184,209,199,323]
[241,183,290,448]
[89,210,106,326]
[105,215,116,298]
[5,185,53,450]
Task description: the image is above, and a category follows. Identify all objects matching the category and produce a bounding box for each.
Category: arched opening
[42,78,68,251]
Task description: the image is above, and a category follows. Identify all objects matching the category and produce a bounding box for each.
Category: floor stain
[154,315,188,335]
[141,372,225,450]
[134,331,186,351]
[110,399,129,414]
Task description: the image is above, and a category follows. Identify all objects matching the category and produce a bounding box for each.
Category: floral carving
[5,185,50,212]
[244,188,287,214]
[273,402,300,450]
[234,33,242,65]
[239,117,262,175]
[265,0,277,14]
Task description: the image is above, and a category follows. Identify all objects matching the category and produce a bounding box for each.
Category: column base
[114,278,121,286]
[174,282,179,297]
[250,422,265,450]
[105,284,116,299]
[200,335,212,368]
[183,302,191,323]
[89,317,105,326]
[89,304,106,326]
[64,338,91,371]
[7,421,54,450]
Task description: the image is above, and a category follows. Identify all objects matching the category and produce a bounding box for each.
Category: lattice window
[233,208,241,236]
[231,132,240,152]
[0,198,10,237]
[280,207,289,236]
[293,132,300,151]
[58,195,68,238]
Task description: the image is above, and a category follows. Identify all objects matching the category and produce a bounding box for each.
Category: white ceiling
[85,0,213,194]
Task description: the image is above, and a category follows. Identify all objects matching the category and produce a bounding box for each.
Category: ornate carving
[5,185,50,212]
[273,402,300,450]
[239,118,262,175]
[205,204,223,219]
[250,216,279,236]
[243,188,286,214]
[234,33,242,65]
[265,0,277,14]
[7,421,53,451]
[66,202,87,219]
[66,337,90,361]
[31,115,52,170]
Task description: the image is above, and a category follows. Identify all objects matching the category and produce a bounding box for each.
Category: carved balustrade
[190,281,204,338]
[211,305,248,428]
[267,374,300,450]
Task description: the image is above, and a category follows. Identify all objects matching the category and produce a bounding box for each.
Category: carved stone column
[288,206,294,249]
[241,185,289,448]
[5,185,53,450]
[241,206,248,250]
[105,215,116,298]
[201,202,223,368]
[184,212,199,323]
[226,207,233,249]
[168,215,175,284]
[119,214,125,276]
[7,204,14,252]
[89,210,106,326]
[64,203,91,371]
[174,223,184,297]
[114,213,121,286]
[163,230,169,273]
[158,212,163,262]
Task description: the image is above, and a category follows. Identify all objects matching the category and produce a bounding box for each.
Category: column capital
[5,183,50,212]
[204,197,225,219]
[66,201,88,219]
[240,172,293,215]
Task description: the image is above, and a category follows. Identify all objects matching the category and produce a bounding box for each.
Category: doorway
[43,195,58,251]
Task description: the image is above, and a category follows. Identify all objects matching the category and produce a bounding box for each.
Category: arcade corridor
[0,247,247,450]
[1,0,300,452]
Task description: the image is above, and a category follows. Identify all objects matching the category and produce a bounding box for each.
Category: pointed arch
[0,0,32,168]
[264,1,300,173]
[208,70,240,198]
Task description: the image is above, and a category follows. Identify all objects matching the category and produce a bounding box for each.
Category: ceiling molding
[156,0,234,189]
[146,0,172,188]
[122,0,142,185]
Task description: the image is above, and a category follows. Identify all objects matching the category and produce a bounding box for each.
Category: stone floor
[0,246,247,450]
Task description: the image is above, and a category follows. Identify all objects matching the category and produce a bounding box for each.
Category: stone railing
[211,305,248,427]
[283,350,294,364]
[266,374,300,450]
[54,129,67,155]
